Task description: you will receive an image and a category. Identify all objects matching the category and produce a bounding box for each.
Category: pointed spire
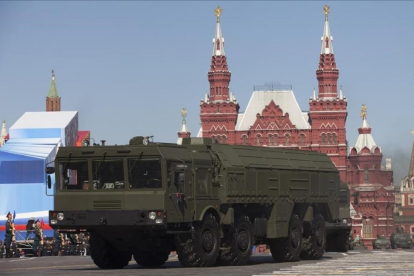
[48,70,59,98]
[321,4,334,55]
[359,104,370,128]
[177,108,191,144]
[408,130,414,177]
[0,120,8,147]
[339,85,343,99]
[312,88,317,100]
[212,6,225,56]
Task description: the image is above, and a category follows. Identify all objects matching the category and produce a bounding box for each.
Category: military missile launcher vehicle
[47,137,351,268]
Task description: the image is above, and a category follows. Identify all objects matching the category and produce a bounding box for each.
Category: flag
[13,211,16,223]
[41,218,45,227]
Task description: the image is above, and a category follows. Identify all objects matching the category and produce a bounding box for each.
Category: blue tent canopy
[0,138,60,184]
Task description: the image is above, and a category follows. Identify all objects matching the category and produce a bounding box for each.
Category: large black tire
[325,231,349,252]
[133,249,169,267]
[217,216,253,266]
[89,232,131,269]
[300,214,326,260]
[270,214,302,262]
[175,213,220,267]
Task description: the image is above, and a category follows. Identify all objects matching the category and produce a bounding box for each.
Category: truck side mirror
[46,167,55,174]
[47,175,52,189]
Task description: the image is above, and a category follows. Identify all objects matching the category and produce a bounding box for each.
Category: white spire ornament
[212,6,225,56]
[321,4,334,55]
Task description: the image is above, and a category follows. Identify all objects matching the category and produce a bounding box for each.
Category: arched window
[51,101,54,111]
[217,106,220,113]
[273,135,277,146]
[327,133,331,144]
[362,219,373,239]
[216,38,220,50]
[285,134,290,146]
[325,37,329,48]
[242,135,247,145]
[256,135,261,146]
[222,136,226,144]
[364,169,369,183]
[268,135,272,146]
[321,134,326,145]
[332,133,336,144]
[300,134,305,146]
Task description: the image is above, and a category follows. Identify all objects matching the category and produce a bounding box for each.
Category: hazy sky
[0,1,413,182]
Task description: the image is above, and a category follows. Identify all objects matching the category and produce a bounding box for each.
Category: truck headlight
[149,212,156,220]
[50,220,58,225]
[155,219,163,224]
[57,213,64,221]
[342,219,347,224]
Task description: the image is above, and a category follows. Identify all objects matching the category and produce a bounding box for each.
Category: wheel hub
[202,229,214,253]
[237,230,249,252]
[291,227,300,248]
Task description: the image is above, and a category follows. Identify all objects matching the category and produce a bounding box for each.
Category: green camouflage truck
[47,137,351,268]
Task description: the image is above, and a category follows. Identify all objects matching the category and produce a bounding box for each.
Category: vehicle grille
[92,200,122,210]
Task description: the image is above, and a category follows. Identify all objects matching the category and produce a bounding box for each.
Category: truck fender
[198,205,221,222]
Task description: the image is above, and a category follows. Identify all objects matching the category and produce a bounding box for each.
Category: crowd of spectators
[1,232,90,258]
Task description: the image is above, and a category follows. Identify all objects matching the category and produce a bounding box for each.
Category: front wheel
[176,213,220,267]
[89,232,131,269]
[270,214,302,262]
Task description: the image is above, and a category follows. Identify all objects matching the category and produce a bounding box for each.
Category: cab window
[196,168,210,195]
[128,158,162,189]
[59,160,89,190]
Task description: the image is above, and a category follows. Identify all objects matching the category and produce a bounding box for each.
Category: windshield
[92,159,125,190]
[128,158,162,189]
[59,160,89,190]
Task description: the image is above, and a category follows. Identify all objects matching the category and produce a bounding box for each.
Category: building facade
[347,107,394,248]
[198,5,349,181]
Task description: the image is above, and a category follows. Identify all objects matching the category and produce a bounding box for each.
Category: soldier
[0,240,3,258]
[4,212,14,258]
[32,220,42,257]
[53,230,62,256]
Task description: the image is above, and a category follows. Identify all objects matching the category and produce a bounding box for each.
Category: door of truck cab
[167,161,194,222]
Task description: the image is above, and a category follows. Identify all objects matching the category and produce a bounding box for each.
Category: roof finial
[215,5,223,23]
[323,4,330,21]
[360,104,367,120]
[52,69,55,81]
[180,108,189,132]
[181,108,187,118]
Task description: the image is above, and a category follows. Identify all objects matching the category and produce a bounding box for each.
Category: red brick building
[177,6,396,249]
[197,7,347,179]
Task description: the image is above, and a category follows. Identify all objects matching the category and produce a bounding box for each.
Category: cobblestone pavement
[256,250,414,276]
[1,250,413,276]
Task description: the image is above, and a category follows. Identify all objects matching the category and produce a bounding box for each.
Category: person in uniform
[0,240,3,258]
[32,220,42,257]
[53,230,62,256]
[4,212,14,258]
